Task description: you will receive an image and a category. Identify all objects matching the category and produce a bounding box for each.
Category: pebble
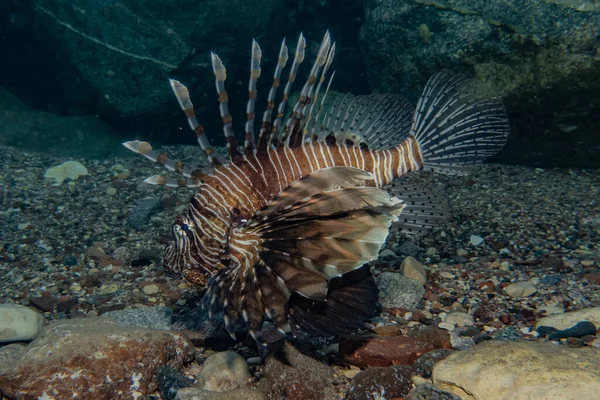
[398,241,420,257]
[401,256,427,285]
[456,249,469,257]
[443,312,474,327]
[143,284,160,295]
[581,260,594,267]
[438,322,455,331]
[504,281,537,297]
[99,283,120,295]
[0,304,44,343]
[197,351,249,392]
[439,271,455,279]
[376,272,425,309]
[106,187,117,196]
[246,357,262,365]
[426,247,438,256]
[44,160,88,185]
[469,235,484,246]
[345,366,413,400]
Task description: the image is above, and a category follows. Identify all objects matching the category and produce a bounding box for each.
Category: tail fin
[411,70,510,175]
[287,265,379,337]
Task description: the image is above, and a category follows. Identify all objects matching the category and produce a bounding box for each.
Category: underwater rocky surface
[0,143,599,399]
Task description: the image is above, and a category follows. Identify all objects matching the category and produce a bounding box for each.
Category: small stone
[469,235,484,246]
[547,321,597,340]
[345,365,413,400]
[44,161,88,185]
[536,308,600,331]
[456,249,469,257]
[374,324,402,336]
[17,223,32,230]
[0,304,44,343]
[198,351,249,392]
[438,322,455,331]
[443,312,474,328]
[401,256,427,285]
[246,357,262,365]
[581,260,594,267]
[414,349,454,378]
[504,281,536,298]
[86,246,106,258]
[376,272,425,309]
[379,249,396,258]
[99,283,120,295]
[106,187,117,196]
[142,284,160,295]
[398,241,420,257]
[439,271,455,279]
[175,387,265,400]
[29,295,58,313]
[426,247,438,256]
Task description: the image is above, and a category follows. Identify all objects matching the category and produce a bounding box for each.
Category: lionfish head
[163,206,229,288]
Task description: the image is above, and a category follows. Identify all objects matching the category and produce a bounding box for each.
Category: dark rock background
[0,0,598,167]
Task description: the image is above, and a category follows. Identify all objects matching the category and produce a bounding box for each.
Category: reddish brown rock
[339,336,435,368]
[258,342,337,400]
[584,274,600,285]
[0,317,195,399]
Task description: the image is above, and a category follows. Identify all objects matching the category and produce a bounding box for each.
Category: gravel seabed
[1,142,599,344]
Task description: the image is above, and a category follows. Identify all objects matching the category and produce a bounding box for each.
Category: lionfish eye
[181,223,190,231]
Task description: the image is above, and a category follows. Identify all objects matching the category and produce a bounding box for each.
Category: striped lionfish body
[124,32,509,342]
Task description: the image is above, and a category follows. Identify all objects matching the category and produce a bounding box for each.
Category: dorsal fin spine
[168,79,225,167]
[257,38,289,152]
[211,52,243,163]
[270,33,306,147]
[244,39,262,155]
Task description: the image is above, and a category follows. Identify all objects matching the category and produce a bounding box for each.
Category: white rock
[438,322,455,331]
[443,312,474,327]
[504,281,537,298]
[536,307,600,330]
[198,351,249,392]
[44,161,88,185]
[142,284,160,295]
[401,256,427,285]
[469,235,484,246]
[0,304,44,343]
[439,271,455,279]
[433,340,600,400]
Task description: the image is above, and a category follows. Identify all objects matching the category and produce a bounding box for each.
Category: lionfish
[124,32,509,342]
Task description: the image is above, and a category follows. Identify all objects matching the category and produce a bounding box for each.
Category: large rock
[536,307,600,330]
[0,0,285,143]
[0,304,44,343]
[432,340,600,400]
[0,87,119,158]
[360,0,600,168]
[0,317,195,399]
